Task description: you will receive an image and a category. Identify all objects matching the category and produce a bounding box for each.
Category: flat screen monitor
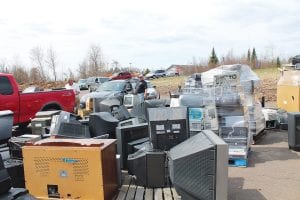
[168,130,228,200]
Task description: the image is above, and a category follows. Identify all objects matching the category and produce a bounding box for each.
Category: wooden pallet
[116,172,181,200]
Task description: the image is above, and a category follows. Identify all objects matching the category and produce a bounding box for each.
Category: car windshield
[79,79,87,83]
[96,81,125,92]
[99,77,109,83]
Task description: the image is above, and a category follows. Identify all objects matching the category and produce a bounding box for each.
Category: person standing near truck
[135,75,147,103]
[65,78,80,112]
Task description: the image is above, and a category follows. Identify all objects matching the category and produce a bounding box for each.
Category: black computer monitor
[93,98,120,113]
[111,105,131,121]
[148,107,188,151]
[116,123,148,169]
[89,112,119,138]
[127,150,166,187]
[168,130,228,200]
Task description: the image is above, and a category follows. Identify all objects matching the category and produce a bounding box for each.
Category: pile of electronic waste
[177,64,266,161]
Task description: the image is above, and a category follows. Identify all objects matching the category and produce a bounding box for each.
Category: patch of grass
[253,67,280,79]
[149,76,187,96]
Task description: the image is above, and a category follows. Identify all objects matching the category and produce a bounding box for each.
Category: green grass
[253,67,280,79]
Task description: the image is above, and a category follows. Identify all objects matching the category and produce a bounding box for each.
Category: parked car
[109,71,132,80]
[166,70,179,76]
[145,70,166,79]
[80,79,159,109]
[86,77,110,91]
[0,73,75,127]
[78,79,88,90]
[80,79,134,109]
[131,80,160,99]
[89,77,110,92]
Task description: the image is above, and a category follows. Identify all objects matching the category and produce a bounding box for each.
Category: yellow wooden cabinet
[22,139,118,200]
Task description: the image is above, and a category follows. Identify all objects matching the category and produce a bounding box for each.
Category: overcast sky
[0,0,299,73]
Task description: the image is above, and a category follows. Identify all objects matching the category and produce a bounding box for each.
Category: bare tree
[30,46,46,80]
[29,67,40,83]
[78,59,89,79]
[45,47,58,81]
[11,58,29,84]
[0,59,9,73]
[88,44,104,76]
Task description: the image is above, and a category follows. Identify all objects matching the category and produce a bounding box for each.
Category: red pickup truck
[0,73,75,126]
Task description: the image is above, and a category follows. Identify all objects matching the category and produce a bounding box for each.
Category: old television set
[168,130,228,200]
[288,112,300,150]
[56,122,91,139]
[148,107,188,151]
[93,98,120,113]
[116,123,148,169]
[127,150,166,187]
[118,117,146,127]
[130,99,166,121]
[89,112,119,138]
[49,111,78,136]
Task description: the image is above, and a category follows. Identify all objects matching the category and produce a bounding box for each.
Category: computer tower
[0,154,12,194]
[288,112,300,150]
[128,150,166,187]
[4,159,25,188]
[116,123,148,169]
[22,138,118,200]
[0,110,13,144]
[89,112,119,138]
[148,107,188,151]
[168,130,228,200]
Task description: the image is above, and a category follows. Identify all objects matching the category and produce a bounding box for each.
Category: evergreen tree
[247,49,251,63]
[209,47,219,66]
[251,48,257,67]
[276,57,281,68]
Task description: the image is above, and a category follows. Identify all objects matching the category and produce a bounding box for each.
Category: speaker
[288,112,300,150]
[89,112,119,138]
[0,154,12,194]
[128,150,166,187]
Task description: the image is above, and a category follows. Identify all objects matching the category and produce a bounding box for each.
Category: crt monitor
[49,111,79,136]
[168,130,228,200]
[89,112,119,138]
[148,107,188,151]
[127,149,166,188]
[116,123,148,169]
[93,98,120,113]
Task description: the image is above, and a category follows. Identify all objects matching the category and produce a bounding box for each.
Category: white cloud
[0,0,300,73]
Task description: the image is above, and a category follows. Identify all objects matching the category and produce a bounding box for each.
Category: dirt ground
[229,130,300,200]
